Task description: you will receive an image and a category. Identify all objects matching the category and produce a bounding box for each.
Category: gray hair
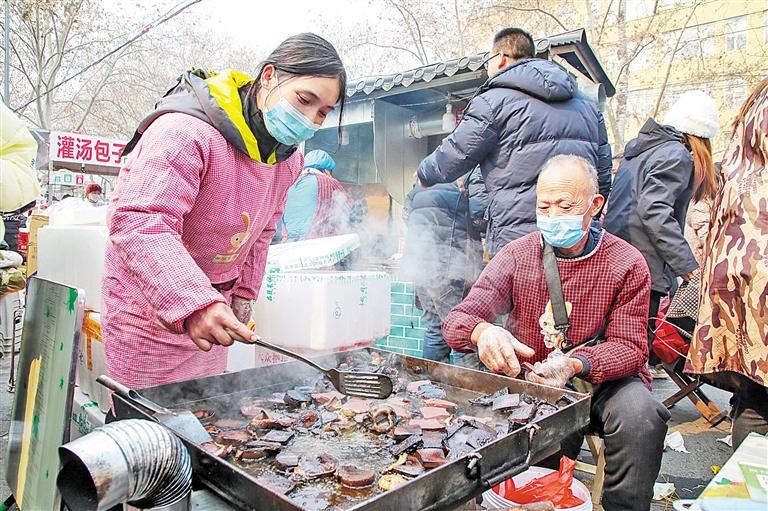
[539,154,599,196]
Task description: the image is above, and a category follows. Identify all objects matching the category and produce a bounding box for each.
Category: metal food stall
[306,28,615,256]
[36,29,617,511]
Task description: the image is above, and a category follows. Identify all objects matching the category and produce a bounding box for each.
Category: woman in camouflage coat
[688,78,768,449]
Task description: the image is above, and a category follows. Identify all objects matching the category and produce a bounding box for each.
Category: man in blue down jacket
[401,167,487,365]
[417,27,612,256]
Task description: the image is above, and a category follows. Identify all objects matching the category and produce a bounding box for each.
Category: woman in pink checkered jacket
[101,34,347,390]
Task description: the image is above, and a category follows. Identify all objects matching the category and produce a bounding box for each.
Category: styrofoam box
[266,234,360,272]
[76,312,110,413]
[37,226,108,311]
[70,386,107,441]
[251,270,391,351]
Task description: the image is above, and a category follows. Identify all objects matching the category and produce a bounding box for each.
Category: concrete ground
[0,355,733,510]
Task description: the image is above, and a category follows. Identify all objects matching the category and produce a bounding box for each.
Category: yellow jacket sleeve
[0,103,40,213]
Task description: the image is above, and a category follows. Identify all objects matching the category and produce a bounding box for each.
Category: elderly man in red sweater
[442,154,669,511]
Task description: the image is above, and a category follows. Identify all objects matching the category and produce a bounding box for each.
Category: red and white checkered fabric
[102,113,302,389]
[443,231,653,388]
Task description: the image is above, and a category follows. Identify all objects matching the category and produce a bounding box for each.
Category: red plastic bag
[652,298,691,365]
[495,456,584,508]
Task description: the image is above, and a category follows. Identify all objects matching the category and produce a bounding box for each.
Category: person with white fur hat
[604,89,719,371]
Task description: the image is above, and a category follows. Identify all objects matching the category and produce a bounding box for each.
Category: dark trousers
[417,282,465,364]
[732,377,768,449]
[420,309,466,364]
[542,377,670,511]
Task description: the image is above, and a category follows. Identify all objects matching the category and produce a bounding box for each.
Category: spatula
[227,330,394,399]
[96,375,213,444]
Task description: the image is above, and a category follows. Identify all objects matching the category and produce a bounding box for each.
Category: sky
[197,0,371,52]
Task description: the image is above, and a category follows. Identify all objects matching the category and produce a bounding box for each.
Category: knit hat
[664,90,719,139]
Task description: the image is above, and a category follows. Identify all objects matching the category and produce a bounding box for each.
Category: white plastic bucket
[481,466,593,511]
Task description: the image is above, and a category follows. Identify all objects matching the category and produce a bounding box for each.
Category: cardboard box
[26,214,49,274]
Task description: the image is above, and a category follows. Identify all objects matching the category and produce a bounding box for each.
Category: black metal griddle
[113,350,590,511]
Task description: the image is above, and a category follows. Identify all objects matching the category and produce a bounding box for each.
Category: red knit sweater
[443,230,652,388]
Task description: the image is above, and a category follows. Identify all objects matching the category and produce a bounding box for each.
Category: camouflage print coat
[687,88,768,386]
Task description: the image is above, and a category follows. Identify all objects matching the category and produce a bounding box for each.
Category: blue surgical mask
[537,214,588,248]
[264,95,321,146]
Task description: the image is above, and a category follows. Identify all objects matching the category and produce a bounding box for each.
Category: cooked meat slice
[311,391,345,406]
[507,403,535,424]
[469,387,509,407]
[421,431,446,449]
[393,424,422,440]
[215,418,248,431]
[217,429,251,446]
[254,474,295,495]
[201,441,231,458]
[240,405,269,419]
[235,447,270,461]
[296,453,339,479]
[492,393,521,411]
[296,410,320,429]
[342,398,374,416]
[555,394,578,408]
[391,455,425,477]
[419,406,450,420]
[284,389,311,408]
[193,409,216,422]
[391,434,423,456]
[416,384,447,400]
[406,380,432,393]
[275,452,300,471]
[336,465,376,488]
[409,418,446,431]
[389,404,411,419]
[467,428,496,449]
[533,403,559,421]
[422,398,457,410]
[263,430,295,444]
[416,448,447,468]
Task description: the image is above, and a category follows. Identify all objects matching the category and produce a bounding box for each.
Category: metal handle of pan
[480,424,540,489]
[225,329,329,375]
[96,374,167,415]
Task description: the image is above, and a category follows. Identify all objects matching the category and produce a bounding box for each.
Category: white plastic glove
[526,350,579,388]
[476,325,536,377]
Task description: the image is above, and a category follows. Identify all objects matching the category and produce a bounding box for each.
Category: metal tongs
[227,329,393,399]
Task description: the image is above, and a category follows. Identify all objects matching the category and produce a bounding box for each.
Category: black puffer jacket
[604,118,699,294]
[417,58,612,256]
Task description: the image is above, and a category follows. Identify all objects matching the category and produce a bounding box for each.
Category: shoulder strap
[542,241,570,336]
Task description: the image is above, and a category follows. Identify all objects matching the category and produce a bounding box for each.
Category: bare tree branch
[487,2,569,32]
[652,0,701,117]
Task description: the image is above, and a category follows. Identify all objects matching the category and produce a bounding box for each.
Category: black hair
[492,28,535,60]
[252,33,347,141]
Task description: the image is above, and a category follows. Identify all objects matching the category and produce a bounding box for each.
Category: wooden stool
[662,360,727,426]
[575,435,606,511]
